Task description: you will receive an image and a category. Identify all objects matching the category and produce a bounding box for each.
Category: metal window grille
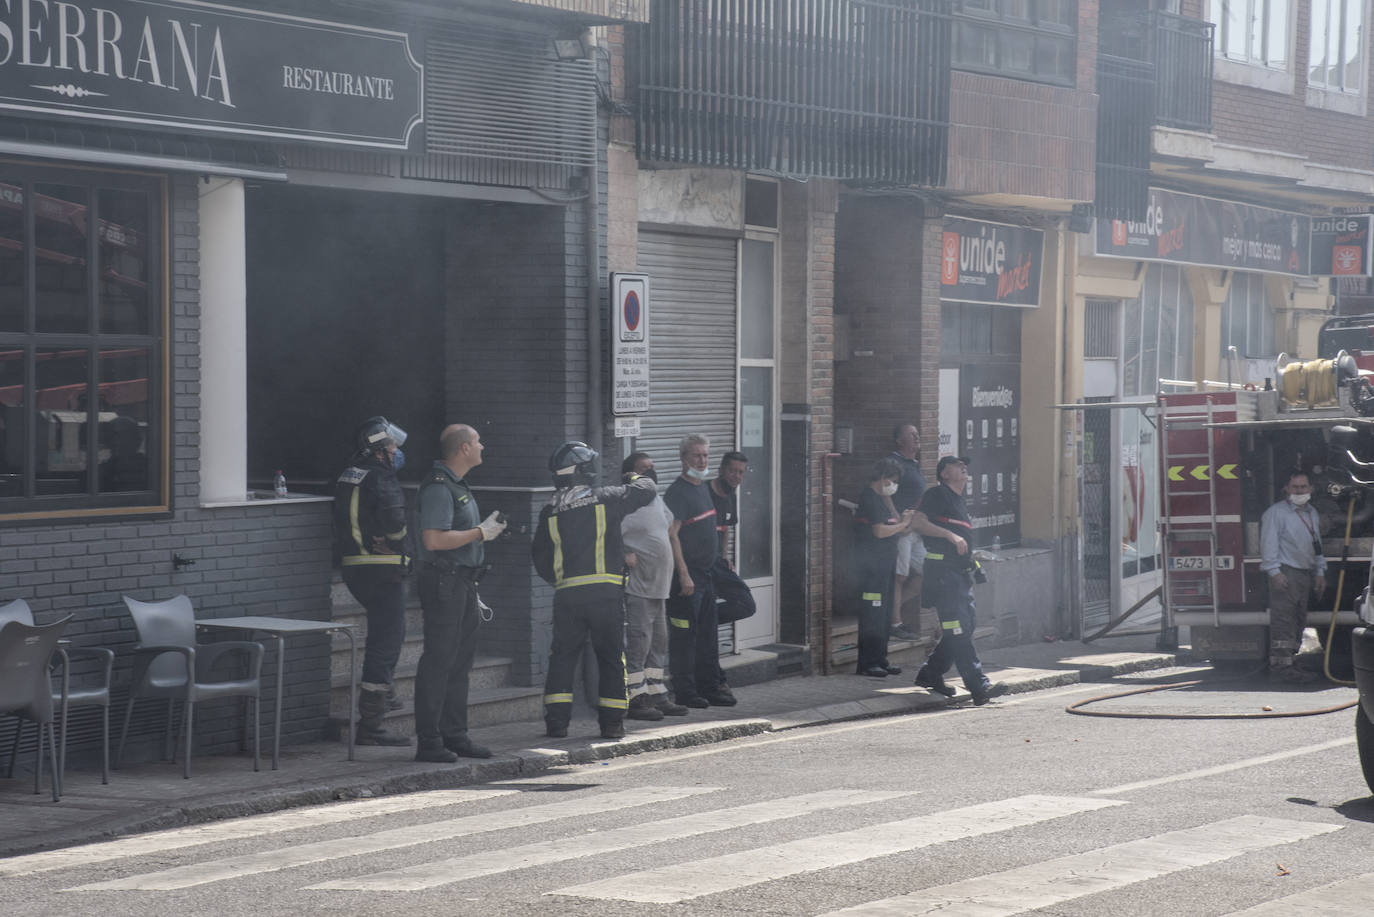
[1085,300,1118,358]
[635,0,951,184]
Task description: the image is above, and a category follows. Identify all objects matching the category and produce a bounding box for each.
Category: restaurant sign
[940,217,1044,308]
[0,0,423,150]
[1096,187,1311,277]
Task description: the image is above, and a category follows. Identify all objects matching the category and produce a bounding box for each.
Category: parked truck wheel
[1355,627,1374,795]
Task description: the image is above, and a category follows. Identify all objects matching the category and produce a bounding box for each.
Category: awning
[0,139,288,182]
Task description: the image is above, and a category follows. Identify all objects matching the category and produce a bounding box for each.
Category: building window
[940,303,1023,358]
[0,164,164,515]
[1309,0,1365,94]
[1122,263,1195,396]
[953,0,1077,87]
[1220,271,1274,359]
[1210,0,1291,69]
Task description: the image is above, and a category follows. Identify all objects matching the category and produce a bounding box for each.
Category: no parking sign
[612,273,650,415]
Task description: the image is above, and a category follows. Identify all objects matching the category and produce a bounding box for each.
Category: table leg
[343,628,357,761]
[272,635,284,770]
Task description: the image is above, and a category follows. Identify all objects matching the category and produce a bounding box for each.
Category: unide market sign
[0,0,423,150]
[1095,187,1311,277]
[940,217,1044,308]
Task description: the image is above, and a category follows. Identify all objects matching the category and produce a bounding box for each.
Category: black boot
[357,687,411,746]
[599,718,626,740]
[415,738,458,763]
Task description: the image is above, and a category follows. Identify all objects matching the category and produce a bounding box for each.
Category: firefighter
[910,455,1008,705]
[333,416,412,746]
[1259,470,1326,684]
[532,441,657,739]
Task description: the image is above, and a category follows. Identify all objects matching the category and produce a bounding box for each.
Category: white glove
[477,511,507,542]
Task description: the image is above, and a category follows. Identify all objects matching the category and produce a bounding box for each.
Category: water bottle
[991,534,1002,553]
[274,470,288,499]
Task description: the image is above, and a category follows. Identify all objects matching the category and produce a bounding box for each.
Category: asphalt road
[4,671,1371,916]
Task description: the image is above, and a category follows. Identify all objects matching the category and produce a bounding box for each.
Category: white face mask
[1289,492,1311,506]
[878,481,898,497]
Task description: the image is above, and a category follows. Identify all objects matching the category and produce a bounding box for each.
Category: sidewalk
[0,633,1181,859]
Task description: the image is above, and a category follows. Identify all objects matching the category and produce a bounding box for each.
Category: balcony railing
[1102,11,1213,132]
[634,0,951,185]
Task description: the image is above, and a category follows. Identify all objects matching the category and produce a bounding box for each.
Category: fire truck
[1157,314,1374,791]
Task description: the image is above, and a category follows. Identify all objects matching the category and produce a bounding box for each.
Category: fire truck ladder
[1160,395,1224,627]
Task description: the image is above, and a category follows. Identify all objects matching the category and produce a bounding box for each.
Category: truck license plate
[1168,555,1235,571]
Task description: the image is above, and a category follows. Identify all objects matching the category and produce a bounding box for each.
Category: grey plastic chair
[116,595,263,779]
[0,616,71,802]
[0,599,114,790]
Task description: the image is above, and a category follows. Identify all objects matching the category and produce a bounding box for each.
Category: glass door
[736,235,777,648]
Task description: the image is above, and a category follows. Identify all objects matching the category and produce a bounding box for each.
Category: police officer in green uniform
[413,423,507,763]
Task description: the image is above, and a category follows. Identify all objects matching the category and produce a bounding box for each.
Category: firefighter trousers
[919,562,989,695]
[544,591,629,728]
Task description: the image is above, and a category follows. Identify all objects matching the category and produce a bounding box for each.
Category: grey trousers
[1269,564,1313,669]
[625,592,669,699]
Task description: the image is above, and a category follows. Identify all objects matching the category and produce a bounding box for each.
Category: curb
[0,651,1183,859]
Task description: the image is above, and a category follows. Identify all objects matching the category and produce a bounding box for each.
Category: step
[329,654,515,715]
[329,632,427,681]
[323,683,546,740]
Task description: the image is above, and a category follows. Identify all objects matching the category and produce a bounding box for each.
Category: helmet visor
[383,423,407,448]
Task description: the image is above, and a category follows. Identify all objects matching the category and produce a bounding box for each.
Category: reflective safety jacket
[334,453,409,572]
[532,475,656,601]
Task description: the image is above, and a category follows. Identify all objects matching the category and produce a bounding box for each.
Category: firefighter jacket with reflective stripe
[532,475,657,601]
[334,453,409,570]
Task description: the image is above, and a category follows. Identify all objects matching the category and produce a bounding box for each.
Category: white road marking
[1091,737,1357,796]
[552,794,1124,904]
[815,815,1341,916]
[1220,873,1374,915]
[309,788,909,892]
[66,785,715,891]
[0,788,520,877]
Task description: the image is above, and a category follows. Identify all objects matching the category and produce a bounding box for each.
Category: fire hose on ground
[1070,497,1359,720]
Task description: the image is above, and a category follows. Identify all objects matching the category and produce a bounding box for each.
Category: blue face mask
[391,448,406,472]
[685,465,706,482]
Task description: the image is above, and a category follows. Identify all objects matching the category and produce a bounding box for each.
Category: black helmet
[549,441,598,485]
[355,416,408,454]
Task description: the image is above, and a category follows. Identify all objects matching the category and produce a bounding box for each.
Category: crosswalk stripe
[67,785,716,891]
[308,788,909,892]
[1219,873,1374,915]
[815,815,1342,916]
[553,794,1124,904]
[0,788,521,878]
[1090,737,1357,796]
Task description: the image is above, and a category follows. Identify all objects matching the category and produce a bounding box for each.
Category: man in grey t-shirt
[621,452,689,720]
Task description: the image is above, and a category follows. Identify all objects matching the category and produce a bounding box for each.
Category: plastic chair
[0,616,71,802]
[116,595,263,779]
[0,599,114,790]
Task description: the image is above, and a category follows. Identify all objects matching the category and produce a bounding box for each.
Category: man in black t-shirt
[911,455,1007,705]
[710,451,756,629]
[889,423,927,640]
[664,434,733,708]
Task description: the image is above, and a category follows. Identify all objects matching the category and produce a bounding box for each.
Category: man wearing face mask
[665,433,730,707]
[1260,470,1327,684]
[333,416,412,747]
[706,451,755,703]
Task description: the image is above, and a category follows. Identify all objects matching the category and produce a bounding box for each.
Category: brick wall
[946,73,1097,203]
[1,173,337,768]
[1207,3,1374,172]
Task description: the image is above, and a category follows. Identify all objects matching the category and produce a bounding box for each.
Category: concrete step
[329,632,427,681]
[324,682,546,741]
[329,654,515,715]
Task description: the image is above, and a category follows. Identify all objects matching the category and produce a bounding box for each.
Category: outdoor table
[195,616,357,769]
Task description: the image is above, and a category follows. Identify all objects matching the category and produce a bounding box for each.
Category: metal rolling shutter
[634,232,738,478]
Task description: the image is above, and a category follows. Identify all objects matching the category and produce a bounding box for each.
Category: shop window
[1308,0,1365,94]
[953,0,1077,87]
[1209,0,1291,70]
[1220,271,1274,359]
[1122,263,1195,396]
[0,165,164,514]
